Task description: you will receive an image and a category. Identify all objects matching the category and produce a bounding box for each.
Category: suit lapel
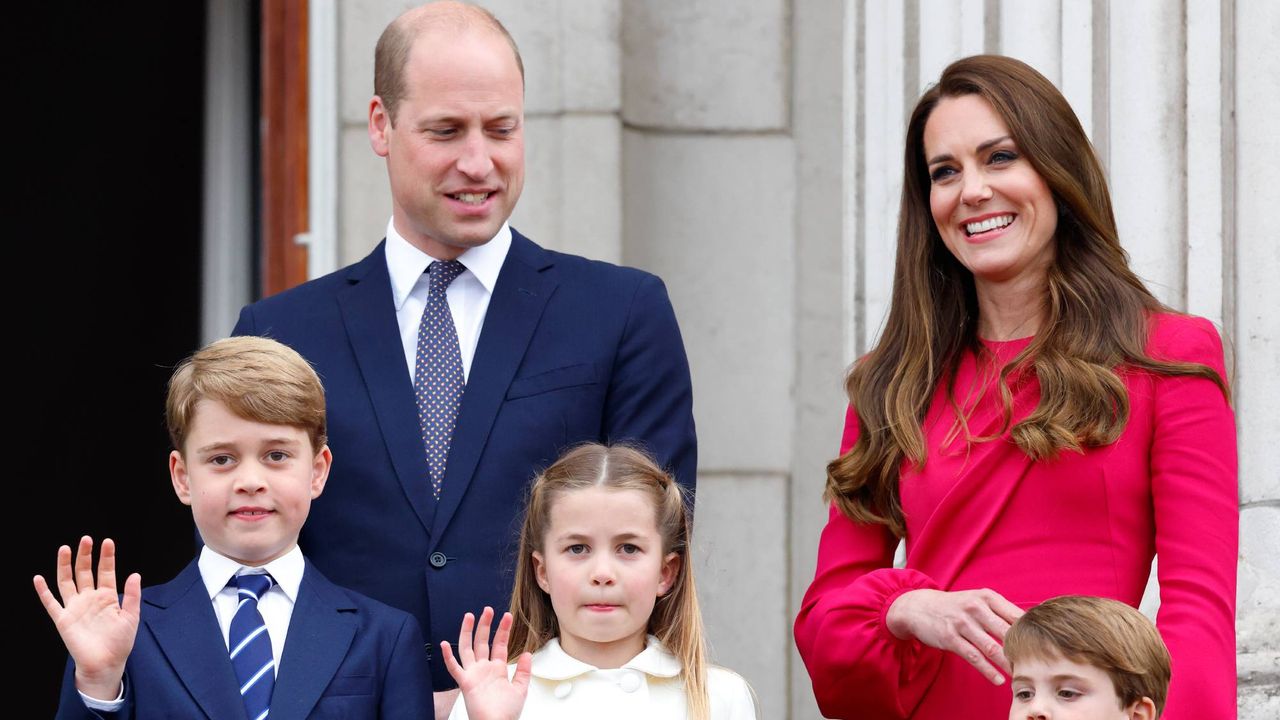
[337,242,436,536]
[429,232,557,547]
[143,561,248,720]
[269,561,359,720]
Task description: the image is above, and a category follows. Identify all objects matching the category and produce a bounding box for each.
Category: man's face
[369,28,525,260]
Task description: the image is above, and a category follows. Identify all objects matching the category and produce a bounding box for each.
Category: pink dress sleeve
[1147,317,1239,719]
[793,406,944,720]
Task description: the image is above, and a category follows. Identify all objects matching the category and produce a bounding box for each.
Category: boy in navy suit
[35,336,434,719]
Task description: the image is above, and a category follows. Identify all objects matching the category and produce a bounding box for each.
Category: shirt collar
[197,544,305,604]
[529,635,681,681]
[384,218,512,311]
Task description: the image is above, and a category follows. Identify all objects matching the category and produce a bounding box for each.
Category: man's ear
[369,96,393,157]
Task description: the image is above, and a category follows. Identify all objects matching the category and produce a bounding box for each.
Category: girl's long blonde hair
[508,443,709,720]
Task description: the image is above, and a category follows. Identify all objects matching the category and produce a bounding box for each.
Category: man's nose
[456,133,494,179]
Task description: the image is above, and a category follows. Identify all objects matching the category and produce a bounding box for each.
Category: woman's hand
[441,607,533,720]
[885,588,1023,685]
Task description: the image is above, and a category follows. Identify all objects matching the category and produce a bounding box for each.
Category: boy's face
[170,399,330,567]
[1009,653,1156,720]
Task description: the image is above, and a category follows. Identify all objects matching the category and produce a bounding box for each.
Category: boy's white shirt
[79,545,304,710]
[448,635,759,720]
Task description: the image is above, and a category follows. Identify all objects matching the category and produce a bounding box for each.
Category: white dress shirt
[80,545,305,711]
[385,218,512,383]
[448,636,759,720]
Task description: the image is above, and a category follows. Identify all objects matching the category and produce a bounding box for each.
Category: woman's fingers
[950,620,1006,685]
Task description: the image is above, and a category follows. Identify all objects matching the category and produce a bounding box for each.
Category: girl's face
[924,94,1058,294]
[532,486,679,669]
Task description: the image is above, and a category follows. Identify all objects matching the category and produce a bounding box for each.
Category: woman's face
[923,94,1057,290]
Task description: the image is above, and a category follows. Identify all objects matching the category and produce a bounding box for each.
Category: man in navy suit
[233,3,696,715]
[37,337,432,719]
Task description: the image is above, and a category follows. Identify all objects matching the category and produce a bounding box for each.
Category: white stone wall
[323,1,1278,717]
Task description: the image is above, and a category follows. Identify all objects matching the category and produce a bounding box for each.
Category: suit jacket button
[429,552,448,568]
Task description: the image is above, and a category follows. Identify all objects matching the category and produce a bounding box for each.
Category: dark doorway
[17,3,208,710]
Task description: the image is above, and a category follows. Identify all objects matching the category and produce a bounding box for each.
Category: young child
[1004,595,1172,720]
[34,336,433,719]
[441,443,758,720]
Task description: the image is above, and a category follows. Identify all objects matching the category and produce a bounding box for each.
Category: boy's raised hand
[33,536,141,701]
[441,607,533,720]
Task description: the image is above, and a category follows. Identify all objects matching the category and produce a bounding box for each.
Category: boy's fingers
[55,545,77,600]
[33,575,63,620]
[122,574,143,619]
[73,536,95,591]
[98,538,118,592]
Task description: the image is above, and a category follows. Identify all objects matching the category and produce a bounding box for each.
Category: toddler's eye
[1013,689,1033,701]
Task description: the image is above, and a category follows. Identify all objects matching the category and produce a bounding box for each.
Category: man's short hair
[166,336,327,453]
[374,1,525,125]
[1005,595,1172,716]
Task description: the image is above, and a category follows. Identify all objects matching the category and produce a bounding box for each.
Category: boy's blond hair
[1005,595,1172,716]
[166,336,327,453]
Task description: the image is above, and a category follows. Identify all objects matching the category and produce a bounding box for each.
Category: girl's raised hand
[33,536,142,701]
[441,607,533,720]
[885,587,1024,685]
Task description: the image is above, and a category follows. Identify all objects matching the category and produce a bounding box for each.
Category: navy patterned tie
[229,573,275,720]
[414,260,467,499]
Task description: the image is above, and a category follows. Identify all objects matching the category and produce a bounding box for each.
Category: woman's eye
[990,149,1018,164]
[929,166,956,183]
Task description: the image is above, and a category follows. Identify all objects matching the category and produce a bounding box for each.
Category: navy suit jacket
[232,230,697,689]
[56,558,432,719]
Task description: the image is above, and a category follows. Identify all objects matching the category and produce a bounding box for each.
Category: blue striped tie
[229,573,275,720]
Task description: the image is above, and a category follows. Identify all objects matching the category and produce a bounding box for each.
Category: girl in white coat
[441,443,758,720]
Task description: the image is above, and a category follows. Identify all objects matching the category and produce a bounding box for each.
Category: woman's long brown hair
[826,55,1227,537]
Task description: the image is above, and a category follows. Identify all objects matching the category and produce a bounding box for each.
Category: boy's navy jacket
[55,558,433,719]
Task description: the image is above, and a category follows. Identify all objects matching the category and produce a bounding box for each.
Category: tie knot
[233,573,274,600]
[428,260,466,292]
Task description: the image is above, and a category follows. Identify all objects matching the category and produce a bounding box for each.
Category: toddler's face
[1009,653,1155,720]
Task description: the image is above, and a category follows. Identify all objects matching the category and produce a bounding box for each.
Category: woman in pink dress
[794,55,1237,720]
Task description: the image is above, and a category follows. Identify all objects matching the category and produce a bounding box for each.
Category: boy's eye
[265,450,290,462]
[210,455,234,466]
[1057,689,1082,700]
[1013,689,1033,701]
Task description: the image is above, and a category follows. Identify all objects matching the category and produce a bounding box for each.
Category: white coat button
[554,681,572,699]
[619,672,642,693]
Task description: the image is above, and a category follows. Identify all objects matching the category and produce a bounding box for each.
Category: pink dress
[794,313,1237,719]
